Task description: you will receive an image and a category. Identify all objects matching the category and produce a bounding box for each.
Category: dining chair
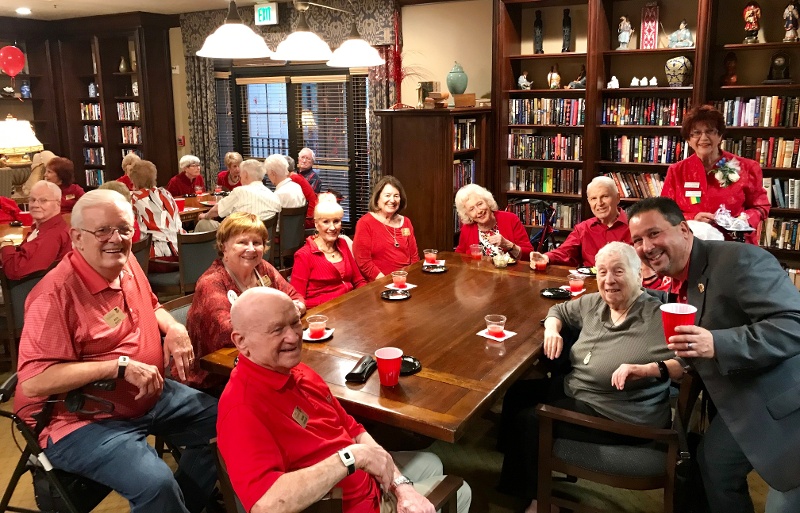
[161,293,194,326]
[535,372,702,513]
[149,229,218,296]
[274,205,307,269]
[0,265,54,370]
[131,232,152,274]
[263,215,278,264]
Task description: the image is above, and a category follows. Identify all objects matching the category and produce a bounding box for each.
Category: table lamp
[0,114,43,165]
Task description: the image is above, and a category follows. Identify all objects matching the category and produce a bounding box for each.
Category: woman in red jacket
[44,157,85,213]
[292,200,366,308]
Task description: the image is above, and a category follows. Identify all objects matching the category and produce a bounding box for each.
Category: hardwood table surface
[178,193,213,222]
[200,251,598,442]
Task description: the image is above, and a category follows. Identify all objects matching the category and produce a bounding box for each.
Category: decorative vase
[665,56,693,87]
[446,62,468,95]
[118,57,128,73]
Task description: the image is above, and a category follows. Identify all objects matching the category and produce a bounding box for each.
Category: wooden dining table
[0,213,71,246]
[200,252,598,442]
[178,194,214,223]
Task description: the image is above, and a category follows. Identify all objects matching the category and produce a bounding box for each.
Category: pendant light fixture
[327,22,386,68]
[272,6,333,62]
[197,1,273,59]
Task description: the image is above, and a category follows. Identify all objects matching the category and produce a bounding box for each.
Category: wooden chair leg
[537,416,554,513]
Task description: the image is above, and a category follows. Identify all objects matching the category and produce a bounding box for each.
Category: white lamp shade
[197,23,273,59]
[327,38,385,68]
[0,115,43,160]
[272,30,333,62]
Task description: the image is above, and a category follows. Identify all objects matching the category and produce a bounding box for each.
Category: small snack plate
[199,200,217,207]
[575,266,597,276]
[422,265,447,273]
[559,285,586,296]
[400,356,422,376]
[385,283,418,290]
[540,287,572,299]
[381,289,411,300]
[302,328,335,342]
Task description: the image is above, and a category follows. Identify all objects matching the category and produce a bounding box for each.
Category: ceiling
[0,0,260,20]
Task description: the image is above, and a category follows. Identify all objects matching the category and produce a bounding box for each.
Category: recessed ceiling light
[16,7,32,15]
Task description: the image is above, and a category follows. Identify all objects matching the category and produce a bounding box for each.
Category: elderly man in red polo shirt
[15,189,218,513]
[217,288,471,513]
[530,175,631,268]
[1,180,70,280]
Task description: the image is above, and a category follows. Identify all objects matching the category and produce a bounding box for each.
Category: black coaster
[381,289,411,300]
[400,356,422,376]
[540,287,571,299]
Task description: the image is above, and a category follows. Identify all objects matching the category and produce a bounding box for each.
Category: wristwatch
[390,475,413,491]
[656,361,669,382]
[117,356,130,379]
[337,448,356,475]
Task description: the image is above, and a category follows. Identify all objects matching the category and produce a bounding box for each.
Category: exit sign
[255,2,278,25]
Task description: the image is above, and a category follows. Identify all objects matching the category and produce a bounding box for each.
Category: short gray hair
[264,154,289,179]
[179,154,201,171]
[454,183,498,225]
[72,189,134,229]
[588,176,619,197]
[299,147,315,161]
[595,241,641,289]
[240,159,265,181]
[31,180,61,201]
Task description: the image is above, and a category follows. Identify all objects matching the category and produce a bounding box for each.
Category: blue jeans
[45,379,218,513]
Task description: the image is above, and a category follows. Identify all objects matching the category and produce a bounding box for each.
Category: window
[241,81,289,158]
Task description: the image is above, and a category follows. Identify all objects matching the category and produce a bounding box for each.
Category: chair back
[277,205,307,262]
[263,215,278,264]
[131,233,152,274]
[161,294,194,326]
[0,265,53,336]
[177,229,218,294]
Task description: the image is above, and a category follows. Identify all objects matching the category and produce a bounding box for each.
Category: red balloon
[0,46,25,78]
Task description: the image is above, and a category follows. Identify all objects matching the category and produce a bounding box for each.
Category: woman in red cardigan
[454,183,533,260]
[44,157,85,214]
[291,200,366,308]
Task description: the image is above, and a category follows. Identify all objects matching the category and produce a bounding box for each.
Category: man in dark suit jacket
[628,197,800,513]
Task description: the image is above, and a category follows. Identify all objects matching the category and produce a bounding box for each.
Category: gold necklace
[583,299,636,365]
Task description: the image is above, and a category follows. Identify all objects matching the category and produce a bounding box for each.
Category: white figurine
[518,71,532,89]
[649,76,658,86]
[640,76,648,86]
[608,76,620,89]
[630,77,640,86]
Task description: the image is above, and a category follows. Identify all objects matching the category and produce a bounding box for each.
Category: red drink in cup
[375,347,403,386]
[469,244,482,260]
[568,272,585,293]
[488,325,504,336]
[424,249,438,264]
[485,314,506,338]
[306,315,328,339]
[214,185,222,194]
[535,260,547,271]
[194,185,203,195]
[391,270,407,288]
[660,303,697,344]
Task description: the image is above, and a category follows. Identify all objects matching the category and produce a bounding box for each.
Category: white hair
[179,154,200,170]
[31,180,61,201]
[240,159,265,181]
[299,147,315,161]
[264,154,290,179]
[454,183,498,225]
[595,241,641,290]
[588,176,619,197]
[71,189,134,229]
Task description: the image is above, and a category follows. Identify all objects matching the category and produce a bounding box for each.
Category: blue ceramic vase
[447,62,468,95]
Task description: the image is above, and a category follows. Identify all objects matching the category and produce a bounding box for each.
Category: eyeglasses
[689,129,719,139]
[81,226,135,242]
[28,198,58,205]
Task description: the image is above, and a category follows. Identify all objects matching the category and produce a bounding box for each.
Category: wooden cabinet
[377,108,491,251]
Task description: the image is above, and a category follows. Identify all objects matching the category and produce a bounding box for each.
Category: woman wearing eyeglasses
[660,104,769,244]
[166,154,206,197]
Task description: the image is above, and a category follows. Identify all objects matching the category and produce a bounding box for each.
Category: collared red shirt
[0,214,71,280]
[545,208,631,267]
[16,250,163,446]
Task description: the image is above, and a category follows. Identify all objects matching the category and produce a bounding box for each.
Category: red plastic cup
[391,270,407,288]
[17,212,33,226]
[375,347,403,386]
[660,303,697,344]
[424,249,438,264]
[174,198,186,212]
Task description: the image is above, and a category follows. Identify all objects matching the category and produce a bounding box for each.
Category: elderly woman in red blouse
[353,176,420,281]
[216,151,243,192]
[182,212,305,394]
[455,183,533,260]
[116,152,140,191]
[43,157,85,214]
[291,199,366,308]
[166,154,205,197]
[661,105,770,244]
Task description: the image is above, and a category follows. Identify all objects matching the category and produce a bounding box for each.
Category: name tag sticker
[227,290,238,305]
[292,406,308,429]
[684,182,700,188]
[65,194,75,200]
[401,228,411,237]
[260,275,272,287]
[685,190,702,197]
[103,307,126,328]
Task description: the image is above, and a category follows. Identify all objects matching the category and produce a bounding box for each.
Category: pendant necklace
[584,300,635,365]
[383,219,400,247]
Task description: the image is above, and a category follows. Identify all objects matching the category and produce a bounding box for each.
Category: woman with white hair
[117,152,141,191]
[498,241,684,512]
[454,183,533,260]
[166,154,205,197]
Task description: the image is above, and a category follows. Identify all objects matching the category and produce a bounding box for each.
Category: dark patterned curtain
[184,56,218,184]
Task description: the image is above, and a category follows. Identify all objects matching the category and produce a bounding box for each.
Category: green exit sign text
[255,2,278,25]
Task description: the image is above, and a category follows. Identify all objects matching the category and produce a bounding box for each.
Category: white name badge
[685,190,702,197]
[684,182,700,188]
[227,290,238,305]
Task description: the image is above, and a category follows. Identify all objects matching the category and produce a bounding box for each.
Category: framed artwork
[641,1,660,49]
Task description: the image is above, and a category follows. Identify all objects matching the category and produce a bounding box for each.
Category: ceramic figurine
[631,77,640,87]
[668,19,695,48]
[784,2,799,42]
[20,80,31,99]
[132,80,139,97]
[88,82,97,98]
[118,56,128,73]
[743,2,761,44]
[518,71,532,89]
[547,65,561,89]
[640,76,649,86]
[722,52,738,85]
[608,76,620,89]
[567,65,587,89]
[649,76,658,86]
[534,10,544,54]
[618,15,634,49]
[562,9,572,52]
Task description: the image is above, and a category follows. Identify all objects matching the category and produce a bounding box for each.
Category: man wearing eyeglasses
[1,180,71,280]
[15,189,218,513]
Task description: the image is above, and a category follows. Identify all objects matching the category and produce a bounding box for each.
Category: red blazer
[455,210,533,261]
[291,236,366,308]
[166,172,205,197]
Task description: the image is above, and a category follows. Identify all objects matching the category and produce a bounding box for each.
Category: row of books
[764,178,800,209]
[508,132,583,161]
[84,169,105,188]
[454,118,478,151]
[600,97,690,127]
[507,166,582,194]
[83,146,105,166]
[453,159,476,193]
[603,134,690,164]
[507,98,585,126]
[605,172,664,199]
[506,198,582,229]
[721,136,800,169]
[117,101,141,121]
[80,102,101,121]
[82,125,102,143]
[760,218,800,250]
[711,96,800,128]
[121,125,143,144]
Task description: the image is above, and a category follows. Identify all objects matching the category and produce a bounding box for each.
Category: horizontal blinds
[290,75,347,84]
[239,82,290,158]
[215,77,235,171]
[235,76,288,85]
[351,75,370,226]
